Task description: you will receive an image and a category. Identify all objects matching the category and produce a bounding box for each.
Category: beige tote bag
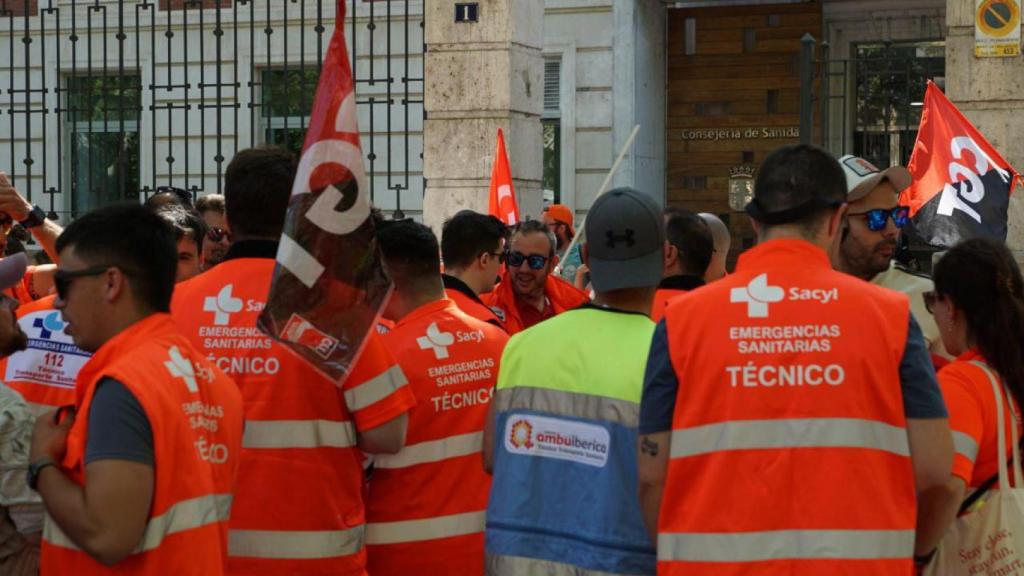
[925,361,1024,576]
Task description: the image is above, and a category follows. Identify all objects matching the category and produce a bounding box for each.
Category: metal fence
[0,0,424,220]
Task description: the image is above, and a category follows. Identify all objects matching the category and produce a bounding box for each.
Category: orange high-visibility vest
[172,257,415,575]
[483,271,588,335]
[658,239,915,576]
[0,295,84,414]
[40,314,244,575]
[367,299,507,576]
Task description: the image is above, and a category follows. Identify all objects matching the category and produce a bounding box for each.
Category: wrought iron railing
[0,0,424,220]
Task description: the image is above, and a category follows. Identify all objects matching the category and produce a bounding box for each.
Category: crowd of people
[0,142,1019,575]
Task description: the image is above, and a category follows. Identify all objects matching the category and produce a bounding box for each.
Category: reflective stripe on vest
[343,364,407,411]
[486,554,645,576]
[669,418,910,459]
[494,386,639,426]
[229,526,364,560]
[657,529,916,562]
[44,493,233,553]
[242,419,356,449]
[366,510,485,545]
[374,431,481,469]
[952,430,979,463]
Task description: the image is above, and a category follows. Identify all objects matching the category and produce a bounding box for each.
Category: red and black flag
[901,81,1022,247]
[257,0,390,382]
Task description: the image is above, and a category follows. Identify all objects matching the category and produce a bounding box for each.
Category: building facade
[1,0,1022,262]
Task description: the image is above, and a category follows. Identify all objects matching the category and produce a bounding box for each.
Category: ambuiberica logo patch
[504,414,609,468]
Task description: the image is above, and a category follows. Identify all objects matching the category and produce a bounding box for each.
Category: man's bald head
[699,213,731,282]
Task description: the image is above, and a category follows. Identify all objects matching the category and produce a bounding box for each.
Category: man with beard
[484,219,589,335]
[0,253,48,574]
[832,155,949,364]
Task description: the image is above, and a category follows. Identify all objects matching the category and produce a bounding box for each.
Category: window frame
[542,41,575,213]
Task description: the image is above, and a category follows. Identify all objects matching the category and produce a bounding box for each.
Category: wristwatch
[27,457,57,491]
[18,205,46,229]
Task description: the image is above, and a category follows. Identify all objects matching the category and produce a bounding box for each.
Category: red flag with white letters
[488,129,520,226]
[257,0,390,382]
[901,81,1021,247]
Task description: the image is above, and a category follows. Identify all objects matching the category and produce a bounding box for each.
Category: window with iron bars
[64,75,142,218]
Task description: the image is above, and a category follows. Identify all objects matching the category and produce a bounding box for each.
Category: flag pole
[555,123,641,274]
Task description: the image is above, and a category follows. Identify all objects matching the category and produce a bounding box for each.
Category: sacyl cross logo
[730,273,785,318]
[417,322,455,360]
[165,346,198,393]
[31,312,66,340]
[203,284,243,325]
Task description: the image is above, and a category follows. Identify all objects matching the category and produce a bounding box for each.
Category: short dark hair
[144,186,193,210]
[376,219,441,291]
[510,219,556,256]
[56,203,177,313]
[195,193,226,216]
[665,208,713,276]
[752,144,846,236]
[441,211,507,270]
[224,147,298,239]
[155,204,206,254]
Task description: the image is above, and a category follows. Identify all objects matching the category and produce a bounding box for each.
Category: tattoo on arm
[640,436,659,457]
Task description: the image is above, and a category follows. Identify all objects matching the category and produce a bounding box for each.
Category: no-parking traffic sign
[975,0,1021,57]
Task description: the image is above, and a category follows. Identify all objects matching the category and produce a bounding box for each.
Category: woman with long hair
[914,237,1024,564]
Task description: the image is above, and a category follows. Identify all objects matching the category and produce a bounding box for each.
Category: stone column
[945,1,1024,259]
[422,0,545,232]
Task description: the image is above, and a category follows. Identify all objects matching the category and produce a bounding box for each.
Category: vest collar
[955,347,982,363]
[76,313,175,404]
[735,239,831,274]
[395,298,458,329]
[225,239,278,261]
[442,274,486,306]
[659,274,705,292]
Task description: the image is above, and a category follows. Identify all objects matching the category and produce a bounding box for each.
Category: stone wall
[422,0,544,232]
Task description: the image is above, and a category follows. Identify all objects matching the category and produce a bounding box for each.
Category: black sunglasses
[207,226,231,243]
[506,250,549,270]
[848,206,910,232]
[54,265,114,301]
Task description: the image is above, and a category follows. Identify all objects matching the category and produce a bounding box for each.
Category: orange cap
[544,204,575,236]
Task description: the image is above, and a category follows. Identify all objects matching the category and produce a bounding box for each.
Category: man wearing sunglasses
[32,204,244,573]
[483,220,589,335]
[834,154,950,364]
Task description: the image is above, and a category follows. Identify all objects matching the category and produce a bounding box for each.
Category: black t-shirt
[85,377,154,466]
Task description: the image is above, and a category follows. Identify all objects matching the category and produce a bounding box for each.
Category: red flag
[488,128,520,226]
[901,81,1021,247]
[257,1,390,382]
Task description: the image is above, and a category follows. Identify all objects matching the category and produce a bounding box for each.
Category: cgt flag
[901,81,1021,247]
[256,0,390,382]
[488,128,520,226]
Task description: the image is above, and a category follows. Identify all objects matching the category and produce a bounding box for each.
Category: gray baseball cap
[584,187,665,292]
